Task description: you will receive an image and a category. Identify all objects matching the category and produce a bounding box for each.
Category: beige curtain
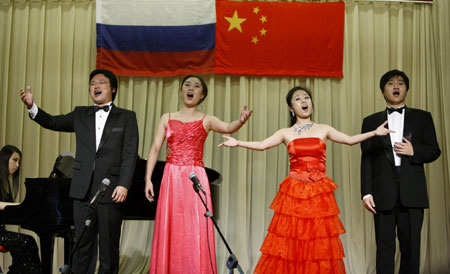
[0,0,449,273]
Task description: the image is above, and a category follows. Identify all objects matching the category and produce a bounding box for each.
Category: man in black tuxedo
[361,69,440,274]
[20,69,139,274]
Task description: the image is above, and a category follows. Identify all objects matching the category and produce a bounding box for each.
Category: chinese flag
[214,1,345,77]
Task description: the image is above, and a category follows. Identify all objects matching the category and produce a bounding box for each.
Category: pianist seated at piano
[0,145,41,274]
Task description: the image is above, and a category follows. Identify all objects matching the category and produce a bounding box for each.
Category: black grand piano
[0,158,221,274]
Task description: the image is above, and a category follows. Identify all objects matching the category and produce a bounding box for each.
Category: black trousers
[0,227,41,274]
[374,168,424,274]
[71,199,123,274]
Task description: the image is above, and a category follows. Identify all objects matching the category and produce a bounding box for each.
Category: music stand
[50,150,75,178]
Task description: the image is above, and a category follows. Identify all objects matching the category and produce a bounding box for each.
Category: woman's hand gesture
[374,120,394,136]
[239,105,253,125]
[218,135,239,147]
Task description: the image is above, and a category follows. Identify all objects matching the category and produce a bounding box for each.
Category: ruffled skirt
[254,176,346,274]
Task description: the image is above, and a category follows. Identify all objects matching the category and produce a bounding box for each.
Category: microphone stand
[191,182,244,274]
[60,191,106,273]
[60,219,91,273]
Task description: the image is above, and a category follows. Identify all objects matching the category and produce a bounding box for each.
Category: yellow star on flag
[225,11,247,33]
[252,36,259,44]
[260,28,267,36]
[260,15,267,23]
[253,7,260,14]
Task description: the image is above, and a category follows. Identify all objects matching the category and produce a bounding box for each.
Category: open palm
[219,135,238,147]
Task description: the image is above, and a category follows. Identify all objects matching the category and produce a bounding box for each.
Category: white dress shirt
[94,103,112,151]
[387,105,405,167]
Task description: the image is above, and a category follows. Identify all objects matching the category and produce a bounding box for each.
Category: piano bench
[0,245,8,253]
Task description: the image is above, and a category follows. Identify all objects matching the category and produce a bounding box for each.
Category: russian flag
[96,0,216,76]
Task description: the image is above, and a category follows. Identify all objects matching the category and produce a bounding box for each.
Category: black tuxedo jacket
[361,107,440,211]
[33,105,139,202]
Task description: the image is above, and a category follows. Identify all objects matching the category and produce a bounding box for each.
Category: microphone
[189,172,206,195]
[89,178,110,208]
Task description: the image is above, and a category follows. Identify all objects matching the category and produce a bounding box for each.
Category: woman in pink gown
[145,75,252,274]
[219,86,391,274]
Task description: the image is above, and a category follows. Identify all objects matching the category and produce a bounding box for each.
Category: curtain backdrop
[1,0,449,273]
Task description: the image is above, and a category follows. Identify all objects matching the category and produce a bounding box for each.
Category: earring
[290,110,295,117]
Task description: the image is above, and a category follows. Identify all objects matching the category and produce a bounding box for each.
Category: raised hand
[19,86,34,109]
[374,120,394,136]
[239,105,253,125]
[218,135,239,147]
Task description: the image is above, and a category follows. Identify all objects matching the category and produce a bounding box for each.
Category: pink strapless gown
[149,117,217,274]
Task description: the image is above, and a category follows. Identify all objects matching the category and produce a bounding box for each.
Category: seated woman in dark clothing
[0,145,41,274]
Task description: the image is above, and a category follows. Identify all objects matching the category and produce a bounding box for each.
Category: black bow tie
[387,106,405,114]
[93,105,110,113]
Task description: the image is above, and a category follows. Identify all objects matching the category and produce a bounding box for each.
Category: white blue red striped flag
[96,0,216,76]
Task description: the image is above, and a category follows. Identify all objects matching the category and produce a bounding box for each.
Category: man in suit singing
[20,69,139,274]
[360,69,440,274]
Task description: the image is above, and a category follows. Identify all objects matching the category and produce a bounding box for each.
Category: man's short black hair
[89,69,118,101]
[379,69,409,92]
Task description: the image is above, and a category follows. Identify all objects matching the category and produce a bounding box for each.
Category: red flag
[214,1,345,77]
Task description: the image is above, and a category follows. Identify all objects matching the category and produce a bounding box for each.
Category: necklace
[293,122,314,135]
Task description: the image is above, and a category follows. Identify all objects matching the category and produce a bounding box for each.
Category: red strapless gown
[149,116,217,274]
[254,138,346,274]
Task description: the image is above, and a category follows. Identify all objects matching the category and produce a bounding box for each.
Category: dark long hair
[0,145,21,202]
[285,86,314,126]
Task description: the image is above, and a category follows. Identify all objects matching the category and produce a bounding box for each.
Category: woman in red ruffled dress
[220,86,392,274]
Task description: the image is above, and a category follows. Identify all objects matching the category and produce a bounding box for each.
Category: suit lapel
[98,105,120,153]
[381,110,395,165]
[400,107,413,166]
[403,107,413,141]
[83,107,97,152]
